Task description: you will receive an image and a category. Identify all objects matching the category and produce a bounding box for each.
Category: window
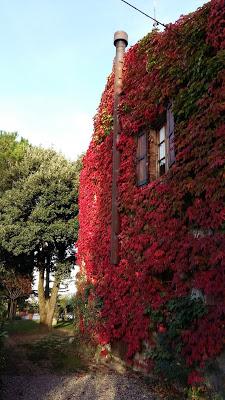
[158,126,166,176]
[155,102,175,178]
[136,131,148,186]
[166,102,175,167]
[136,103,175,186]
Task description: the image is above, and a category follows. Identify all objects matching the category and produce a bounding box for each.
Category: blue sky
[0,0,206,160]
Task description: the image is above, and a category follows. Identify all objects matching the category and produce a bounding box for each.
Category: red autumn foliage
[78,0,225,384]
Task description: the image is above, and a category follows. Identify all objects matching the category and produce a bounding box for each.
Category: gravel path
[1,372,157,400]
[1,328,182,400]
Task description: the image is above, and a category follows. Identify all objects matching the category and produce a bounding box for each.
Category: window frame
[166,101,176,168]
[157,125,167,177]
[136,102,175,187]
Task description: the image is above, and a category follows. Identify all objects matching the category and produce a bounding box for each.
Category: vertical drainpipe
[110,31,128,265]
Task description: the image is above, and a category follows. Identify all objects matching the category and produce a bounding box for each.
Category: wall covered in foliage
[78,0,225,385]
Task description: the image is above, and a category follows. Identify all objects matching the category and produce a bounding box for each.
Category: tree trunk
[38,268,59,328]
[8,300,14,320]
[13,299,17,319]
[45,260,50,298]
[38,269,47,324]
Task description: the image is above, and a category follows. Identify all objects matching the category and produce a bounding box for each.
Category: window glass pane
[159,141,165,160]
[159,159,165,176]
[159,126,165,143]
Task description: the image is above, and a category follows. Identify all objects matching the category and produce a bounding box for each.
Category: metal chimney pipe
[110,31,128,265]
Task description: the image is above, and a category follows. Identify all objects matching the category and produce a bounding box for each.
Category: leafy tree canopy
[0,131,29,194]
[0,140,82,326]
[0,146,81,258]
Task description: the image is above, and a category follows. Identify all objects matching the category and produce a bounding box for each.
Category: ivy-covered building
[78,0,225,387]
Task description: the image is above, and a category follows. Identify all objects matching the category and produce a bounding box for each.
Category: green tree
[0,131,28,194]
[0,132,32,310]
[0,145,82,327]
[57,295,75,321]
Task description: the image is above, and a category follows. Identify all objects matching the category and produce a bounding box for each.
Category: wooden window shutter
[148,129,157,181]
[166,104,175,167]
[136,131,148,186]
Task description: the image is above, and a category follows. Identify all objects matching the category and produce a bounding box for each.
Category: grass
[4,319,96,374]
[5,319,41,334]
[54,320,74,331]
[25,334,89,373]
[5,319,74,335]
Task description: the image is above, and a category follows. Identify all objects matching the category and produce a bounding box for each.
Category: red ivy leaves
[78,0,225,381]
[207,0,225,50]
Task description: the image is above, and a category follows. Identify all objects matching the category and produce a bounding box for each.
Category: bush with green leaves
[145,296,207,384]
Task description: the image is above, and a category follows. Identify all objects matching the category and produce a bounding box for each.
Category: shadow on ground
[0,320,182,400]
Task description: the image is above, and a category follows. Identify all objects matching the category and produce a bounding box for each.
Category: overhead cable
[121,0,167,29]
